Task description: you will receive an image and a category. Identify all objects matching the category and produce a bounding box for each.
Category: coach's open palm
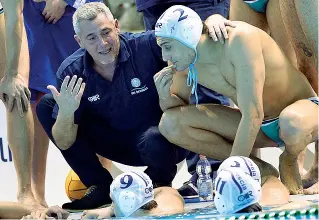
[47,75,86,116]
[154,65,175,99]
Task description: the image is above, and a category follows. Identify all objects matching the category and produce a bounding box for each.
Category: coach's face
[75,13,120,66]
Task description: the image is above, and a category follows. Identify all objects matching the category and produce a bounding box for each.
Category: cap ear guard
[110,171,155,217]
[117,191,141,216]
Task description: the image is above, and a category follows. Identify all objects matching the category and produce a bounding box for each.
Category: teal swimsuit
[260,97,319,146]
[243,0,269,14]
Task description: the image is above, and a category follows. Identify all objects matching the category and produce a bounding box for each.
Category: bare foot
[33,192,49,208]
[302,165,318,189]
[279,152,303,195]
[297,149,306,176]
[18,194,44,211]
[304,182,319,195]
[36,199,48,208]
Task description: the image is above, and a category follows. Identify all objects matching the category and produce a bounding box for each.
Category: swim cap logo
[131,78,141,88]
[238,191,253,202]
[155,23,162,29]
[230,161,240,168]
[144,186,153,194]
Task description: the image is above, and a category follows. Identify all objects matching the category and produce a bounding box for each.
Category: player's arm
[52,107,79,150]
[229,29,265,157]
[50,73,84,150]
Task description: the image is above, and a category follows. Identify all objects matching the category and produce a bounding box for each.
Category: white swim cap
[214,168,262,214]
[155,5,202,53]
[110,171,154,217]
[155,5,203,106]
[217,156,261,185]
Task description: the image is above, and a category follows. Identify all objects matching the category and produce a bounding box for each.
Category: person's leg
[6,95,36,206]
[0,11,5,78]
[266,0,297,67]
[30,91,49,207]
[91,122,188,186]
[278,99,318,194]
[266,0,306,176]
[159,104,279,180]
[1,14,39,207]
[279,0,318,92]
[302,141,318,194]
[137,126,189,186]
[97,154,112,173]
[229,0,269,32]
[36,94,115,210]
[183,0,231,181]
[294,0,318,59]
[36,94,113,187]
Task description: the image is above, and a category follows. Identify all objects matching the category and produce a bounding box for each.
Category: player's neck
[196,34,223,66]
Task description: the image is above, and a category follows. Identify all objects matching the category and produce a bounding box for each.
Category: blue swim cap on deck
[155,5,203,106]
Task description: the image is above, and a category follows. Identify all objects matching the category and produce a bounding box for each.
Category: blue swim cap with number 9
[155,5,203,106]
[110,171,154,217]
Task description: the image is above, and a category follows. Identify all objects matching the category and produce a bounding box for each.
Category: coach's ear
[74,35,84,48]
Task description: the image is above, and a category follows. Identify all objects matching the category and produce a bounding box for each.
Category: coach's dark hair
[236,203,262,213]
[140,200,158,210]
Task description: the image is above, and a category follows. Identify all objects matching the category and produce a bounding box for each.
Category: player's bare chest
[197,64,237,100]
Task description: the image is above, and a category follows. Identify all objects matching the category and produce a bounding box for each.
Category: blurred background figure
[106,0,144,31]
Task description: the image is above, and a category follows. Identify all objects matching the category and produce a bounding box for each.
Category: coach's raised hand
[48,75,85,150]
[47,75,86,116]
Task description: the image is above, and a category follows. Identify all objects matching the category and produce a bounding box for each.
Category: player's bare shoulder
[226,21,261,45]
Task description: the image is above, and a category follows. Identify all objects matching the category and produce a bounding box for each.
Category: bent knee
[279,109,306,145]
[36,94,56,124]
[159,109,183,141]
